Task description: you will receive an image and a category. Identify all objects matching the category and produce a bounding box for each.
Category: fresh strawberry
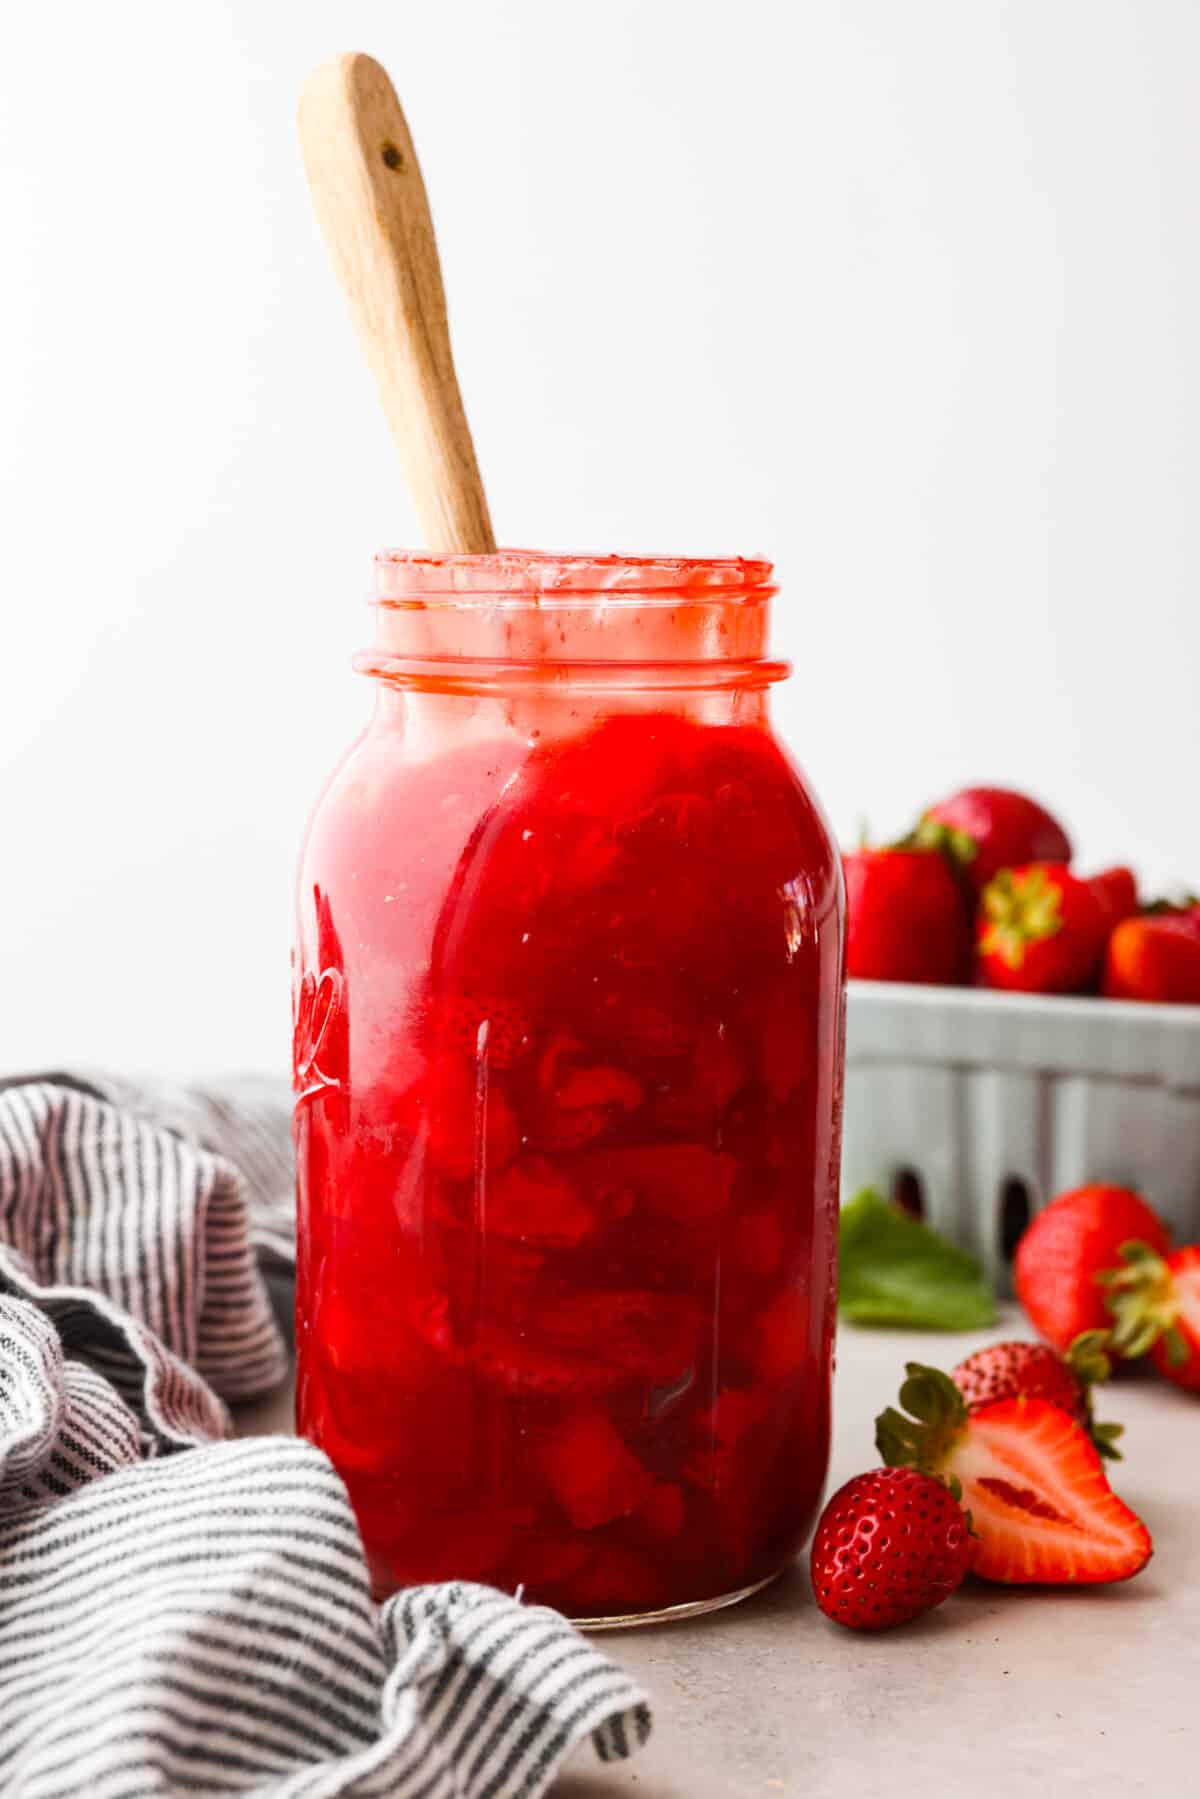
[1014,1184,1171,1351]
[951,1336,1122,1459]
[809,1467,971,1630]
[1101,914,1200,1004]
[844,847,970,985]
[1088,866,1139,930]
[917,787,1071,891]
[977,863,1108,994]
[876,1365,1152,1584]
[1102,1243,1200,1392]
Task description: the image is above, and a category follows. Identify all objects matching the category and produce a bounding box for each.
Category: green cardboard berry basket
[842,980,1200,1294]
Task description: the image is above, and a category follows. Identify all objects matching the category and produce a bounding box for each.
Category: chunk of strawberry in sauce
[485,1157,598,1247]
[533,1105,613,1153]
[424,992,533,1069]
[616,791,714,851]
[685,1388,768,1493]
[565,1143,738,1224]
[652,1026,744,1134]
[636,1480,687,1541]
[496,1530,592,1594]
[760,984,814,1101]
[527,1039,644,1151]
[556,1544,664,1616]
[539,1408,654,1530]
[728,1206,787,1279]
[390,1064,522,1182]
[553,1062,644,1112]
[545,713,699,823]
[749,1285,813,1381]
[363,1499,533,1593]
[473,1288,701,1399]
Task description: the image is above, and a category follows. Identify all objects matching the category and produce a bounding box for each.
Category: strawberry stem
[980,867,1064,969]
[911,816,978,866]
[875,1363,969,1477]
[1063,1329,1122,1460]
[1100,1240,1179,1362]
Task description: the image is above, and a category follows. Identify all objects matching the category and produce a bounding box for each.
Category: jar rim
[373,550,776,603]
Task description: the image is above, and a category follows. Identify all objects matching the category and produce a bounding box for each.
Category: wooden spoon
[298,53,496,555]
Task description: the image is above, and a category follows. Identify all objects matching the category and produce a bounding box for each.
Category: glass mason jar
[294,552,846,1626]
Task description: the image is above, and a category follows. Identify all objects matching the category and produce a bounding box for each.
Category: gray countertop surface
[238,1311,1194,1797]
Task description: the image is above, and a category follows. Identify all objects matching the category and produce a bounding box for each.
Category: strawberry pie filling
[294,705,844,1617]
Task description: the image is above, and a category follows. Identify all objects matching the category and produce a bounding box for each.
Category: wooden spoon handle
[298,53,496,554]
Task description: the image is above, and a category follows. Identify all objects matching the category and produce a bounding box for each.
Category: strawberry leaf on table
[839,1189,997,1331]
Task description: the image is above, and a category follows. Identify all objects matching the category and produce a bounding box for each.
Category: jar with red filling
[294,552,845,1624]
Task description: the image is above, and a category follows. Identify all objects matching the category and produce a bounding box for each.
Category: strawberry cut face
[945,1398,1151,1584]
[877,1364,1152,1587]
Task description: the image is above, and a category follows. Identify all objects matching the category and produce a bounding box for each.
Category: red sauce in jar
[294,556,844,1621]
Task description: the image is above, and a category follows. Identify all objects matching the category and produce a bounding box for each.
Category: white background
[2,1,1197,1076]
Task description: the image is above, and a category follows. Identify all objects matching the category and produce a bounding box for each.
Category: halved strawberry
[877,1364,1152,1584]
[1102,1242,1200,1393]
[951,1335,1123,1459]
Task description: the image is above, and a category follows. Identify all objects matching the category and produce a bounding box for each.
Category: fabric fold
[0,1076,652,1797]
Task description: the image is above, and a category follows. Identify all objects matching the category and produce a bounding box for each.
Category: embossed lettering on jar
[293,553,846,1625]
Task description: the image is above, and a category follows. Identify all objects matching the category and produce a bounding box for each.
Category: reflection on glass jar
[294,553,846,1624]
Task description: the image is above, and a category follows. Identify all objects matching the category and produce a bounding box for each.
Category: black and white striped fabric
[0,1077,651,1797]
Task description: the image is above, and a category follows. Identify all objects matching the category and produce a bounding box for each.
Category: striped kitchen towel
[0,1077,651,1797]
